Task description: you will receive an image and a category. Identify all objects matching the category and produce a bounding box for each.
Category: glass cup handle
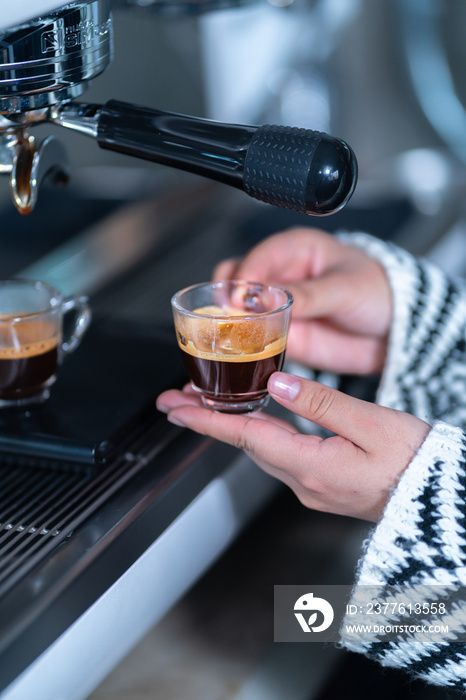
[61,295,92,355]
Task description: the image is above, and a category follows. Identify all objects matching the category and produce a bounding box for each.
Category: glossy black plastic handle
[97,100,358,216]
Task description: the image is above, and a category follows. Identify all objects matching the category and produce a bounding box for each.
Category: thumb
[268,372,430,454]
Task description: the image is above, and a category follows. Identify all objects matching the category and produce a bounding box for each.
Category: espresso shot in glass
[172,281,293,414]
[0,279,91,408]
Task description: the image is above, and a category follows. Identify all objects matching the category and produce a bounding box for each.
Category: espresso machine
[0,0,357,216]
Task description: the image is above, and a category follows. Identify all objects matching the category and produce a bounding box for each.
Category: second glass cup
[0,279,91,408]
[172,280,293,413]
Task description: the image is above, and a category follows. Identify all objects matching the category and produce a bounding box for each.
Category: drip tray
[0,320,187,601]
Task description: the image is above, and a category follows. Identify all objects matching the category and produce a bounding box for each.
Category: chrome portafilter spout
[0,129,70,215]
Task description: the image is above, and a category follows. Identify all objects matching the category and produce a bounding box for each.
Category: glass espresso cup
[0,279,92,408]
[172,281,293,413]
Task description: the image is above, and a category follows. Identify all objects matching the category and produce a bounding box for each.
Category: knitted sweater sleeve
[336,233,466,690]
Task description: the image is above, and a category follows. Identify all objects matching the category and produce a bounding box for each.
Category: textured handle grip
[243,125,357,216]
[95,102,357,215]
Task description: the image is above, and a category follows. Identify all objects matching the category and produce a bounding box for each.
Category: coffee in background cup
[0,279,91,408]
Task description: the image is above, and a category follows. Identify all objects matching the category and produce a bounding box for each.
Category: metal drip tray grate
[0,419,176,598]
[0,467,76,539]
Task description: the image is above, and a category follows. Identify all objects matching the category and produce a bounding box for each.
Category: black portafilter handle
[96,100,358,216]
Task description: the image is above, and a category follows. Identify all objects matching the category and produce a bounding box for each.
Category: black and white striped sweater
[338,232,466,690]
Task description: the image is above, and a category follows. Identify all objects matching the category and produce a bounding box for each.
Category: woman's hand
[214,227,392,375]
[157,372,431,523]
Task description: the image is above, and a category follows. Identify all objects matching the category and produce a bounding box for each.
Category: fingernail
[157,402,169,414]
[167,413,186,427]
[268,372,301,401]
